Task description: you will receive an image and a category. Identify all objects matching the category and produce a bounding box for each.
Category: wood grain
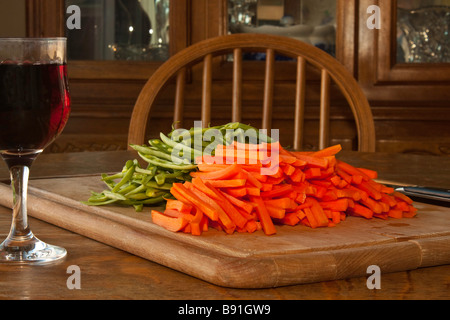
[1,204,448,300]
[0,150,449,299]
[0,175,448,289]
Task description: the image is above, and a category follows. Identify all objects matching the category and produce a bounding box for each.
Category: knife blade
[375,179,450,204]
[394,186,450,203]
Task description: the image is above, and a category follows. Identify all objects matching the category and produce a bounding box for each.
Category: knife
[395,186,450,202]
[376,179,450,203]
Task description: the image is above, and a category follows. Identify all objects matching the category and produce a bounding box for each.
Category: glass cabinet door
[65,0,170,61]
[397,0,450,63]
[228,0,336,56]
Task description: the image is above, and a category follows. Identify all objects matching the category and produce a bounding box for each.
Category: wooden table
[0,150,449,300]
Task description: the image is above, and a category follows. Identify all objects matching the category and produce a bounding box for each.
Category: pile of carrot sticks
[151,143,417,236]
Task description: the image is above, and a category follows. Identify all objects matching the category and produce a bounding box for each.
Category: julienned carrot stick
[311,144,342,158]
[225,187,247,198]
[191,177,219,200]
[242,169,263,189]
[279,212,300,226]
[290,152,328,168]
[165,199,193,214]
[263,197,292,209]
[249,196,277,235]
[246,170,268,183]
[246,187,260,196]
[151,210,189,232]
[153,142,416,236]
[189,207,204,236]
[357,167,378,179]
[190,163,241,180]
[303,207,318,228]
[392,191,414,204]
[319,198,349,212]
[206,179,246,188]
[311,204,329,227]
[204,181,248,229]
[220,190,254,214]
[171,183,219,221]
[260,184,293,198]
[388,209,403,219]
[265,204,286,219]
[348,204,373,219]
[187,184,235,230]
[336,160,371,181]
[358,181,382,200]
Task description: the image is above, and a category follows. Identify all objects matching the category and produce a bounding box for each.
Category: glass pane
[228,0,336,56]
[65,0,169,61]
[397,0,450,63]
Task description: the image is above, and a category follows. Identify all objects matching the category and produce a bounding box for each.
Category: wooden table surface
[0,150,449,300]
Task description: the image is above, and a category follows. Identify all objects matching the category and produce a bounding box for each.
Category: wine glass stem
[7,165,34,243]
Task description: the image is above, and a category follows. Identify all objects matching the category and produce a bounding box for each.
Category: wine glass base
[0,235,67,265]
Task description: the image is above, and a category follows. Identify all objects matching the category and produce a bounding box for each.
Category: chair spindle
[232,48,243,123]
[262,48,275,130]
[319,69,331,150]
[173,68,186,129]
[202,54,213,127]
[294,56,306,150]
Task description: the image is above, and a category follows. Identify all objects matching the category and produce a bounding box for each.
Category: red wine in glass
[0,38,70,264]
[0,63,70,166]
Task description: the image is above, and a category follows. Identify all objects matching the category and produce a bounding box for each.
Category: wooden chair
[128,33,376,152]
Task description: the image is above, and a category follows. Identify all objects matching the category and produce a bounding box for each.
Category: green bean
[160,132,202,160]
[138,152,197,170]
[86,192,109,203]
[117,184,138,195]
[101,172,124,181]
[127,193,151,200]
[124,184,147,197]
[100,174,116,190]
[82,199,118,206]
[111,164,135,193]
[145,181,172,190]
[145,188,166,198]
[130,144,173,161]
[141,194,171,204]
[103,191,128,201]
[171,128,194,147]
[120,194,169,206]
[148,139,173,154]
[135,166,157,176]
[139,174,153,185]
[155,172,166,185]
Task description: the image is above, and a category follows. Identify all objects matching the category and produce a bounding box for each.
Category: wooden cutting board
[0,175,449,288]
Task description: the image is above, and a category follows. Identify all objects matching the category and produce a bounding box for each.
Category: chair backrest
[128,33,376,152]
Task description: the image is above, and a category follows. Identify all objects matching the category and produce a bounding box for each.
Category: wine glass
[0,38,70,264]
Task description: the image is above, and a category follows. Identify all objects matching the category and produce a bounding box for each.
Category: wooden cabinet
[353,0,450,155]
[25,0,450,155]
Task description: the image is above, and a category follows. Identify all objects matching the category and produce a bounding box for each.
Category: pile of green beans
[82,158,193,212]
[83,122,272,211]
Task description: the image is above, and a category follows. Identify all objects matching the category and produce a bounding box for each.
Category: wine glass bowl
[0,38,70,264]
